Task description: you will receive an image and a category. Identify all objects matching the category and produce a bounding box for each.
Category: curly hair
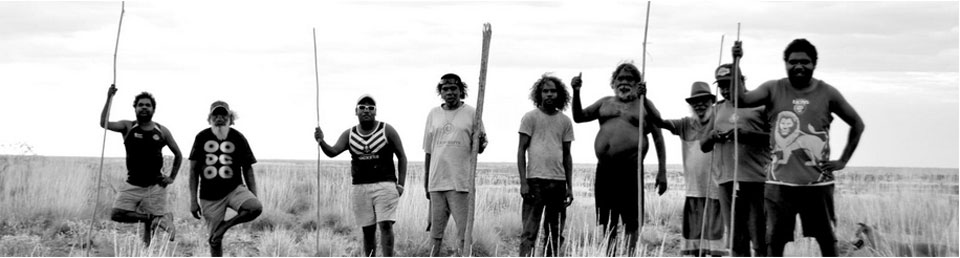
[133,92,156,109]
[783,38,818,65]
[529,74,570,111]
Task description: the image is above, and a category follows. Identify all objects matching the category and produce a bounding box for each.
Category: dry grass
[0,155,956,256]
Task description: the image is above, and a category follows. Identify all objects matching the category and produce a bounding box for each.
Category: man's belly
[594,120,649,158]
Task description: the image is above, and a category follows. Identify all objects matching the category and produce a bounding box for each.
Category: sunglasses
[357,105,376,111]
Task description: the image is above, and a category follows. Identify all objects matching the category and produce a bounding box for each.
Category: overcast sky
[1,1,957,169]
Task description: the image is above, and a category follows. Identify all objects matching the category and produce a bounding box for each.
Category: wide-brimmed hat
[685,81,715,104]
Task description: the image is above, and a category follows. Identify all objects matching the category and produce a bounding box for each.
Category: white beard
[211,125,230,140]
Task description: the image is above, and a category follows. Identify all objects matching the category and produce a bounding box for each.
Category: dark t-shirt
[763,78,840,186]
[189,128,257,200]
[349,122,398,184]
[124,123,167,187]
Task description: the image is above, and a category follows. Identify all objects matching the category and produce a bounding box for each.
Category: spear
[463,22,492,256]
[312,27,322,256]
[698,34,724,256]
[728,23,741,257]
[86,2,124,255]
[637,1,651,242]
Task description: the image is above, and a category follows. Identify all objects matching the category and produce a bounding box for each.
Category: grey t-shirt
[519,109,575,181]
[666,117,719,198]
[423,104,484,192]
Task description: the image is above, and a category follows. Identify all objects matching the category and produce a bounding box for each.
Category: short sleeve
[562,115,575,142]
[422,111,434,153]
[188,132,204,161]
[236,132,257,165]
[518,112,534,136]
[665,119,686,137]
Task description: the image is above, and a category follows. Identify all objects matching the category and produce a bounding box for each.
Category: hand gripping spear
[463,23,492,256]
[87,2,124,255]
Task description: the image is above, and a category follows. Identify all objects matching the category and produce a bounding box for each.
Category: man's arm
[562,141,574,206]
[385,124,407,196]
[100,85,129,132]
[243,165,257,196]
[314,127,350,157]
[423,153,431,199]
[517,133,531,198]
[731,41,772,108]
[643,98,672,131]
[821,91,865,172]
[161,125,182,186]
[651,126,668,195]
[189,160,201,219]
[571,73,602,123]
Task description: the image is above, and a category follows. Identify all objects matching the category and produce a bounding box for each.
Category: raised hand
[571,72,583,91]
[107,84,118,98]
[732,41,743,59]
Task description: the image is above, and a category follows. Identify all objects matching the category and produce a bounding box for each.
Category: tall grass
[0,155,956,256]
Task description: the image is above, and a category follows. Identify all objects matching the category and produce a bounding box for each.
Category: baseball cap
[715,63,743,83]
[209,100,230,116]
[357,94,376,105]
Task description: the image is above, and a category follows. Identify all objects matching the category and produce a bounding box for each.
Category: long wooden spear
[637,1,651,244]
[728,23,741,257]
[86,2,125,255]
[698,34,724,256]
[463,22,492,256]
[312,27,322,256]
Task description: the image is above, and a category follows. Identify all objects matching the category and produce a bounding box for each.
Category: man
[648,82,726,257]
[700,64,770,257]
[423,73,487,256]
[188,101,263,257]
[314,95,408,257]
[517,75,575,257]
[571,63,668,255]
[100,84,181,245]
[731,39,866,257]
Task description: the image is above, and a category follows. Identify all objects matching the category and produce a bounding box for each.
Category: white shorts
[352,181,400,227]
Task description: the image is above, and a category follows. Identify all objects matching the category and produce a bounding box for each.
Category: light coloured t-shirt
[422,104,484,192]
[710,101,770,184]
[666,117,719,199]
[518,109,575,181]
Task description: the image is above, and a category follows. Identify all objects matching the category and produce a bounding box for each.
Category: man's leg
[429,191,451,257]
[110,183,155,245]
[799,185,837,257]
[378,221,395,257]
[520,180,545,257]
[447,191,470,256]
[541,181,566,257]
[362,225,377,257]
[210,198,262,244]
[744,183,767,257]
[764,185,795,257]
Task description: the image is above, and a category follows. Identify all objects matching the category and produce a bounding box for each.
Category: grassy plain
[0,155,956,256]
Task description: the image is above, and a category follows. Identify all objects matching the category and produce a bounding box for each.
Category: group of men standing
[100,37,863,257]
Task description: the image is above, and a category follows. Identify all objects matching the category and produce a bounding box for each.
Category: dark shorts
[765,184,836,243]
[594,154,641,232]
[720,181,766,256]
